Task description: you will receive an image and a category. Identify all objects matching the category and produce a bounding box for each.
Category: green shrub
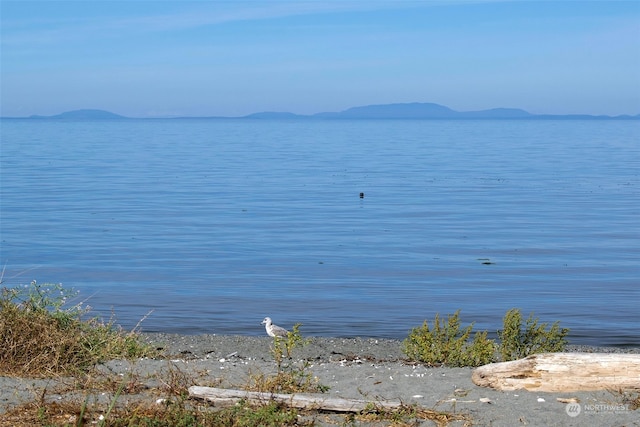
[498,308,569,361]
[401,310,495,367]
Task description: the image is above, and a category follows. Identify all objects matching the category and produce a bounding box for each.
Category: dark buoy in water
[359,192,365,198]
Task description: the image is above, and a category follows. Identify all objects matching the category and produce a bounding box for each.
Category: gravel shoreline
[1,334,638,426]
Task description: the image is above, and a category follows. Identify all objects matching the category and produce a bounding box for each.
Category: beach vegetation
[498,308,569,361]
[0,280,154,376]
[6,393,306,427]
[249,323,329,393]
[356,401,471,426]
[403,308,570,366]
[2,280,574,426]
[620,390,640,411]
[271,323,309,367]
[401,310,496,367]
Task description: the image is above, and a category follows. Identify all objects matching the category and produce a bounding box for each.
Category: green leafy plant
[271,323,309,368]
[498,308,569,361]
[250,323,329,393]
[401,310,495,367]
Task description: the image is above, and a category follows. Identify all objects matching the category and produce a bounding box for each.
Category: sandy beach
[1,334,638,426]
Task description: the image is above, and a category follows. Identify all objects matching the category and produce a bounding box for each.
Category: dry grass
[246,368,328,395]
[0,303,150,377]
[1,378,472,427]
[0,365,305,427]
[616,388,640,411]
[0,283,154,377]
[355,404,472,427]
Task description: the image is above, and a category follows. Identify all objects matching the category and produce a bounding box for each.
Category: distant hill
[251,102,636,120]
[243,111,308,119]
[459,107,533,119]
[30,109,127,119]
[314,102,460,119]
[10,104,639,120]
[312,103,536,119]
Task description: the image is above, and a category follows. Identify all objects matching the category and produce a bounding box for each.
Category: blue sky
[1,1,639,117]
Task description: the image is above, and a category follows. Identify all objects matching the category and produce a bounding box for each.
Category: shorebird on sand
[261,317,288,338]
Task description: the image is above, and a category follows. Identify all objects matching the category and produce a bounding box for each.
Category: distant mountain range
[10,103,640,120]
[28,109,128,120]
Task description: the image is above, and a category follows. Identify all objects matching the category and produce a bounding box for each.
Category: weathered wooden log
[472,352,640,392]
[188,386,404,412]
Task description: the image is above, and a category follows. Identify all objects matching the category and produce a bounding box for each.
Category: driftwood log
[188,386,403,412]
[472,352,640,392]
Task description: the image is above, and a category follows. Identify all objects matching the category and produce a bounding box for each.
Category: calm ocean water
[1,118,638,346]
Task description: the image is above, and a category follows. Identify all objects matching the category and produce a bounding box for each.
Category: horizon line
[2,101,640,120]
